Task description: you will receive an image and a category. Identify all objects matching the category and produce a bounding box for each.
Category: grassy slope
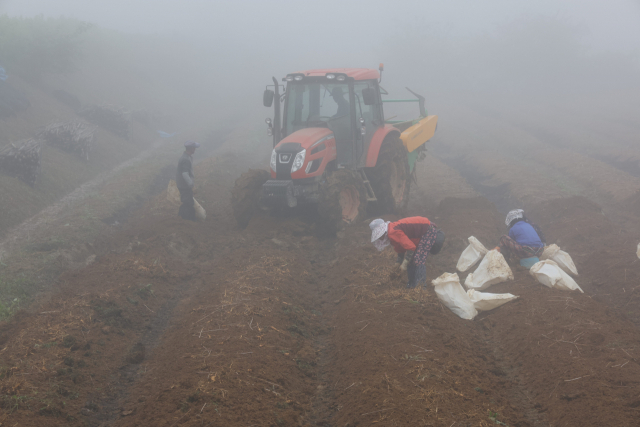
[0,74,156,236]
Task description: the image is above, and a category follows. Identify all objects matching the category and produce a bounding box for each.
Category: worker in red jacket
[370,217,445,288]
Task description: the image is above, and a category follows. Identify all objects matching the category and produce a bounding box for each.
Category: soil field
[2,125,640,427]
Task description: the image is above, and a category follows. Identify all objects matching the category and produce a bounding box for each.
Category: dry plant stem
[565,375,591,382]
[620,348,634,359]
[248,376,283,389]
[361,407,395,416]
[548,381,561,399]
[169,408,191,427]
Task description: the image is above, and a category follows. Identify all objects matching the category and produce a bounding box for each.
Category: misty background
[1,0,638,128]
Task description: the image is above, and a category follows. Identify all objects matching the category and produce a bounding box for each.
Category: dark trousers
[499,235,543,260]
[407,225,438,289]
[407,263,427,289]
[178,187,196,221]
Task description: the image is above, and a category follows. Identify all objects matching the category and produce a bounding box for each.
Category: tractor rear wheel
[317,169,368,235]
[231,169,270,228]
[368,134,410,213]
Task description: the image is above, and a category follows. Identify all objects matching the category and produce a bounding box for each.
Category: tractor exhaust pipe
[272,76,282,146]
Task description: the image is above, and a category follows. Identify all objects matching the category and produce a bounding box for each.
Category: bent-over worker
[176,140,200,221]
[370,217,445,289]
[497,209,546,262]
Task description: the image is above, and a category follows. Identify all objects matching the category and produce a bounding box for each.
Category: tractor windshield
[283,82,352,138]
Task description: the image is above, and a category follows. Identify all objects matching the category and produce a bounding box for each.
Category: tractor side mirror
[263,89,275,107]
[362,88,377,106]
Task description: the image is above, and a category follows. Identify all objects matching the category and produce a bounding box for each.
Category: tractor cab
[264,69,382,172]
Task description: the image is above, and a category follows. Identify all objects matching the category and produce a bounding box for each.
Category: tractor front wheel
[231,169,270,228]
[317,169,368,235]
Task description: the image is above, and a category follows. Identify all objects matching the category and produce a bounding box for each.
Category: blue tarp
[0,66,7,81]
[156,130,177,138]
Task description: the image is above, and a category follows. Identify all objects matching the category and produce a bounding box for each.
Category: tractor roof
[295,68,379,81]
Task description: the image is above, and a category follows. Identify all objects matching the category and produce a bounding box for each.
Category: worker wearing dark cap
[176,140,200,221]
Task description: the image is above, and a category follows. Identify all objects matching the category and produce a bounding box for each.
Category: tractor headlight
[290,149,306,173]
[270,149,277,172]
[326,74,336,80]
[294,75,303,81]
[336,74,346,81]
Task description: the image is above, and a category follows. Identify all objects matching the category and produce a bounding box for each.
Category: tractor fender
[366,125,401,167]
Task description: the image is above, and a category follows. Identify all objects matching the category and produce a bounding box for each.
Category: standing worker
[370,217,445,288]
[176,140,200,221]
[496,209,546,266]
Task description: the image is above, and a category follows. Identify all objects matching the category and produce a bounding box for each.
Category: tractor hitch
[262,180,297,208]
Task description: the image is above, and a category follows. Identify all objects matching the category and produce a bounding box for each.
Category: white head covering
[505,209,524,226]
[370,219,391,251]
[370,219,388,242]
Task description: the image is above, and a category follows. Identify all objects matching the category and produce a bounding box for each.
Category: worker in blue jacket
[497,209,546,261]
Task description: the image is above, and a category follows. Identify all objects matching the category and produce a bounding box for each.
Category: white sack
[456,236,488,272]
[529,260,583,293]
[168,180,206,221]
[167,180,181,204]
[194,199,206,221]
[467,289,518,312]
[464,250,514,291]
[432,272,478,320]
[541,244,578,276]
[637,243,640,259]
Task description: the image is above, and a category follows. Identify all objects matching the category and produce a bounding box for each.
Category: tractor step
[358,170,377,202]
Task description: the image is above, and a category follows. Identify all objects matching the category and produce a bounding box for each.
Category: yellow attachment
[400,115,438,152]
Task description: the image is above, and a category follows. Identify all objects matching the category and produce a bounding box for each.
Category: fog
[2,0,639,137]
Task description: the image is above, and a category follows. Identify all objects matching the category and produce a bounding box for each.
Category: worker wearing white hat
[370,217,445,288]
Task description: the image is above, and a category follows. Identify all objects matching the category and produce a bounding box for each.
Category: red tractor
[232,65,438,231]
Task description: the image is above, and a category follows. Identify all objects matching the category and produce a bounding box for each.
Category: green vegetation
[1,394,34,414]
[25,236,67,253]
[0,274,38,321]
[136,283,155,299]
[0,15,91,81]
[489,410,509,426]
[287,324,307,337]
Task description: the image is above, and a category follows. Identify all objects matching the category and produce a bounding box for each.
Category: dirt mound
[527,196,614,247]
[230,168,270,228]
[621,189,640,215]
[317,169,368,234]
[528,195,640,326]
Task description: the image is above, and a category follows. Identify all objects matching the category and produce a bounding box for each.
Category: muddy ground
[2,120,640,426]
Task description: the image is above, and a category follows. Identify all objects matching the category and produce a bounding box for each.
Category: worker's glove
[400,250,414,271]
